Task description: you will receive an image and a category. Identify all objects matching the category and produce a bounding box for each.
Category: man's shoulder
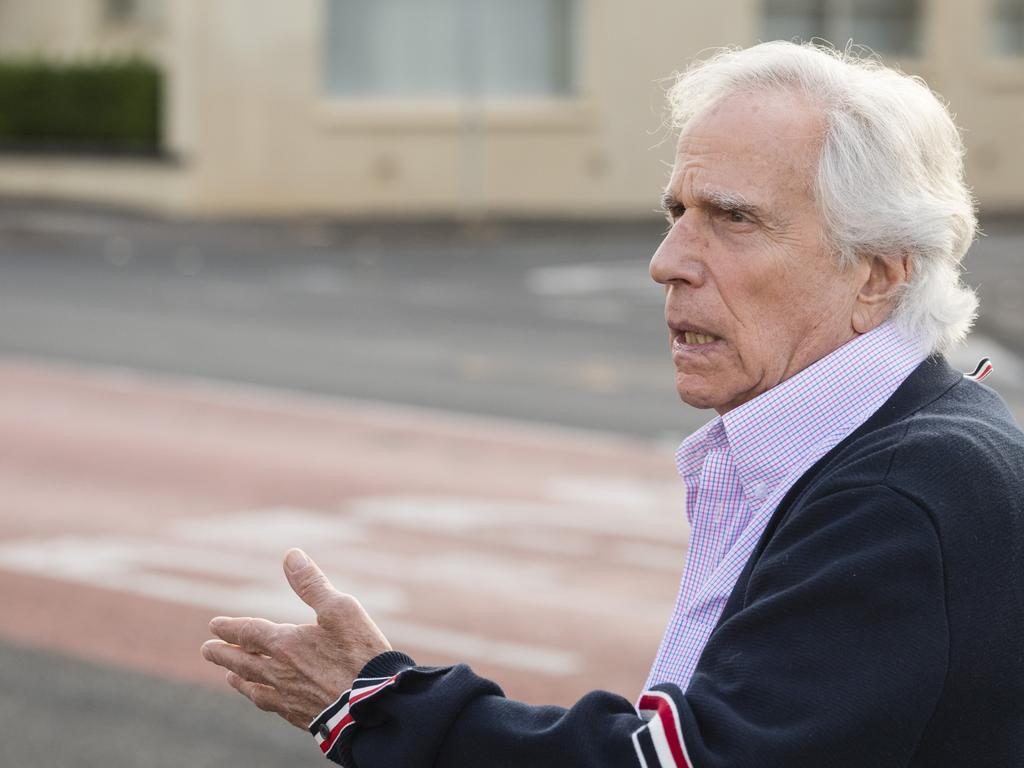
[798,373,1024,525]
[846,374,1020,477]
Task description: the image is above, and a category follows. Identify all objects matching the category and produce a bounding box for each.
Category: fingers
[283,548,338,617]
[201,640,276,686]
[225,670,282,710]
[224,672,306,729]
[203,641,309,731]
[209,616,280,654]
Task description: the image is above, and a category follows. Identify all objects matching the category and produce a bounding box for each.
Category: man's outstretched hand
[201,548,392,729]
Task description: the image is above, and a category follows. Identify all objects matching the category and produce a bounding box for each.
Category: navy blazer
[313,356,1024,768]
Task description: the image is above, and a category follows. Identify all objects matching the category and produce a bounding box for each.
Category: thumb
[283,548,336,615]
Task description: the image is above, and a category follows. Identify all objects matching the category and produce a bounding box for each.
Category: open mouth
[680,331,718,345]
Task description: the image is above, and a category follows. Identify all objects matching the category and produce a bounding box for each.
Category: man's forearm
[310,651,678,768]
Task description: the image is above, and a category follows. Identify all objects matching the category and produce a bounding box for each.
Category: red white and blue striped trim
[310,674,400,756]
[632,691,694,768]
[964,357,993,382]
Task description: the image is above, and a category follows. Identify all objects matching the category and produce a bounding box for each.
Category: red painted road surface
[0,360,688,706]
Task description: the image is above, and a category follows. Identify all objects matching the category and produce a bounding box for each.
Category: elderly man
[201,42,1024,766]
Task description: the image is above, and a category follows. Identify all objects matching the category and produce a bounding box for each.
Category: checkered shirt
[644,321,926,692]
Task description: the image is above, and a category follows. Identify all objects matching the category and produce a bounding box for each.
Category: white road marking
[0,534,405,616]
[0,530,581,676]
[382,619,581,676]
[277,265,349,295]
[0,474,688,676]
[546,476,681,510]
[172,507,369,548]
[345,496,688,543]
[525,261,655,298]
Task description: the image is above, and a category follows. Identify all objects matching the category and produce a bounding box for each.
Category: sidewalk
[0,358,686,706]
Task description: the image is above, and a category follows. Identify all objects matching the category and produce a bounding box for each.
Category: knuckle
[228,653,251,678]
[250,690,270,711]
[265,621,293,650]
[251,685,275,712]
[229,648,270,685]
[273,638,297,665]
[239,618,257,648]
[240,654,263,681]
[263,629,283,654]
[333,592,360,615]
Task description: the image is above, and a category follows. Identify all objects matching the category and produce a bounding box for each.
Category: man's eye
[727,210,747,223]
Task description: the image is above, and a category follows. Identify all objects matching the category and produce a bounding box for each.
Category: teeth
[683,331,716,345]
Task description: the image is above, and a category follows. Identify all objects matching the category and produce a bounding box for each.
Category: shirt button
[318,723,332,740]
[751,481,769,499]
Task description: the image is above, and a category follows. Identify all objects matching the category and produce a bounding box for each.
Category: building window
[103,0,161,26]
[763,0,921,56]
[104,0,139,22]
[994,0,1024,55]
[324,0,579,100]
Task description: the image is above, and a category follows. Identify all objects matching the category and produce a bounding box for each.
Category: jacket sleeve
[310,484,949,768]
[308,650,673,767]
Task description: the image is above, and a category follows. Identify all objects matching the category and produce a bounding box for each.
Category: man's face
[651,90,865,414]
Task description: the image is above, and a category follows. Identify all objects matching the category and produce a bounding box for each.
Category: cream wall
[0,0,164,58]
[166,0,756,217]
[895,0,1024,212]
[160,0,1024,216]
[0,0,1020,216]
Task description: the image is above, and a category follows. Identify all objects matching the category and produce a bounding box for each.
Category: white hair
[666,41,978,355]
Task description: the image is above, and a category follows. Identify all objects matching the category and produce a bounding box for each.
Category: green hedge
[0,57,161,155]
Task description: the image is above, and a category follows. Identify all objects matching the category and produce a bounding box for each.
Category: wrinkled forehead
[671,89,826,197]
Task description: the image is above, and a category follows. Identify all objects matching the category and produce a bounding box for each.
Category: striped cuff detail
[965,357,993,382]
[309,674,401,758]
[632,691,694,768]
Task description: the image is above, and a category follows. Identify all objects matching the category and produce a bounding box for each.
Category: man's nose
[649,221,705,287]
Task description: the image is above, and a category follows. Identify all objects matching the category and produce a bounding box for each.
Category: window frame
[761,0,925,58]
[315,0,596,132]
[991,0,1024,58]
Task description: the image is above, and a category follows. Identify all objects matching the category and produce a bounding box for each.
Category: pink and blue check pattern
[644,321,926,693]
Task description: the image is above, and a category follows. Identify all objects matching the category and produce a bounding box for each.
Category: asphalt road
[0,201,1021,767]
[0,639,315,768]
[0,202,1020,440]
[0,203,685,441]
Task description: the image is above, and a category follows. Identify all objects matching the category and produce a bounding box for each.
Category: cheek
[712,236,833,349]
[719,275,808,376]
[720,275,786,348]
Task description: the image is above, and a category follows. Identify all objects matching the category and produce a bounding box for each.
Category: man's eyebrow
[697,188,764,217]
[659,188,769,220]
[659,190,681,212]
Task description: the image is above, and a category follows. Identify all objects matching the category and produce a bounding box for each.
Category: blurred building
[0,0,1021,216]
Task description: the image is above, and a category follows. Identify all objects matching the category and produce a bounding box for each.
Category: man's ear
[851,252,910,334]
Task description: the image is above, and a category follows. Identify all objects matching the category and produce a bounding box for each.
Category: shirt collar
[676,321,925,504]
[676,416,726,479]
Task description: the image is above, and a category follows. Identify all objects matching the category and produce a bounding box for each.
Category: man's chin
[675,386,727,412]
